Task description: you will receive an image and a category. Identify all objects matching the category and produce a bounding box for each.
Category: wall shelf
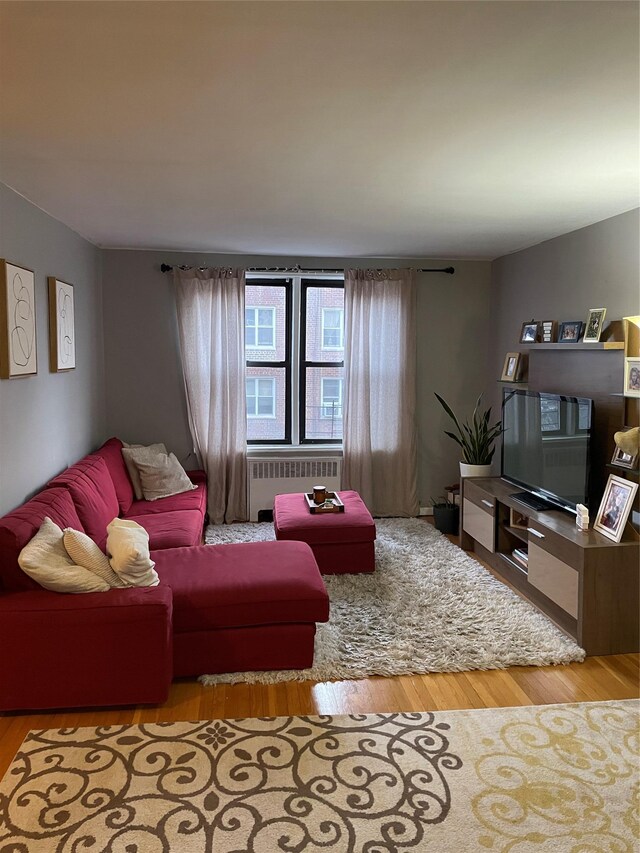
[527,342,624,350]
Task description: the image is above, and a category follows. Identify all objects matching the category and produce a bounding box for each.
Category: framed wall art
[48,277,76,371]
[0,259,37,379]
[583,308,606,343]
[593,474,638,543]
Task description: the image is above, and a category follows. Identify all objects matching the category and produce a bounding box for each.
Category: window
[245,306,275,349]
[321,377,343,418]
[246,377,276,417]
[322,307,344,349]
[540,398,560,432]
[245,276,343,444]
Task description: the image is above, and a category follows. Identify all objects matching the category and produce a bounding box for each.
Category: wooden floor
[1,526,638,779]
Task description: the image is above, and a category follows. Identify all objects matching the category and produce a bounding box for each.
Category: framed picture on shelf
[0,258,37,379]
[583,308,606,343]
[540,320,557,342]
[558,320,583,343]
[593,475,638,542]
[500,351,522,381]
[519,321,539,344]
[611,444,638,470]
[48,277,76,371]
[624,357,640,397]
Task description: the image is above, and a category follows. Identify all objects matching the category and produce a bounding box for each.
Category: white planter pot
[459,462,492,478]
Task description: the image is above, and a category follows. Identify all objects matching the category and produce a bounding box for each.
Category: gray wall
[0,184,105,514]
[102,251,492,505]
[489,208,640,417]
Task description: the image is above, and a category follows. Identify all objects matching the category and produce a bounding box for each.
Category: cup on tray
[313,485,327,505]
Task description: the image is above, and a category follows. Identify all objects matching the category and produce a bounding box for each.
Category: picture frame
[500,351,522,381]
[519,321,539,344]
[558,320,583,343]
[623,357,640,397]
[0,259,37,379]
[540,320,557,343]
[611,444,638,471]
[583,308,606,343]
[593,474,638,542]
[48,277,76,371]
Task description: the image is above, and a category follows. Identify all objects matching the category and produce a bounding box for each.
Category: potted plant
[431,495,459,535]
[435,392,504,478]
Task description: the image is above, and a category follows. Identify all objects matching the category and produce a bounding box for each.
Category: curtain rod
[160,263,455,274]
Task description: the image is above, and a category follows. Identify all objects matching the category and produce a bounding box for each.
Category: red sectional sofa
[0,439,329,711]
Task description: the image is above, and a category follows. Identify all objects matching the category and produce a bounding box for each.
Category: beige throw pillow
[18,518,110,594]
[63,528,128,588]
[136,452,197,502]
[121,443,168,500]
[106,518,159,587]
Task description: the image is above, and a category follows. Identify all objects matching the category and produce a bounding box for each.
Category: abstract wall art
[48,277,75,371]
[0,259,37,379]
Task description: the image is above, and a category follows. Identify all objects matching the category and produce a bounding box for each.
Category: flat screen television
[501,389,593,513]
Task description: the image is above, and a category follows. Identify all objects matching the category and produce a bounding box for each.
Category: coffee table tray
[304,491,345,514]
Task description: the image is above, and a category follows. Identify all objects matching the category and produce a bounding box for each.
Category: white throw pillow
[63,528,128,588]
[106,518,159,587]
[136,452,197,502]
[18,518,110,594]
[121,443,168,500]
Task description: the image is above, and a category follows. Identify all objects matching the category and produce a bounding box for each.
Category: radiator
[248,457,342,521]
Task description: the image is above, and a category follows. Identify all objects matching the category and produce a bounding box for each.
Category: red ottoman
[273,490,376,574]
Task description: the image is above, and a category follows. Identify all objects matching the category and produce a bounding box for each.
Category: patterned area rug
[1,700,637,852]
[202,518,584,685]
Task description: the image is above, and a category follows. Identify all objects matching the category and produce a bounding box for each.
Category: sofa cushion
[63,528,127,588]
[48,455,120,545]
[0,488,85,593]
[126,510,204,550]
[94,437,134,515]
[153,541,329,633]
[19,518,110,595]
[121,443,168,500]
[126,480,207,517]
[106,518,159,587]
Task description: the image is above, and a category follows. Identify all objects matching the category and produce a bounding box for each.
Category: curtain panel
[174,268,247,524]
[342,268,419,517]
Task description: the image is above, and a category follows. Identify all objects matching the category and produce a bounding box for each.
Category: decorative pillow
[121,443,168,500]
[106,518,159,587]
[18,518,110,594]
[135,452,197,502]
[63,528,128,588]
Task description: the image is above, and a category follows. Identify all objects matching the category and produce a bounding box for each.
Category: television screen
[501,390,593,511]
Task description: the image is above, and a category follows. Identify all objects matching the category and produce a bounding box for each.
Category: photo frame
[623,357,640,397]
[0,259,37,379]
[500,351,522,381]
[558,321,583,343]
[593,475,638,542]
[540,320,557,343]
[611,444,638,471]
[48,277,76,371]
[583,308,606,343]
[519,321,539,344]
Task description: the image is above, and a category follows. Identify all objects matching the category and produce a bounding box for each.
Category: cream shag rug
[2,700,638,852]
[201,518,584,685]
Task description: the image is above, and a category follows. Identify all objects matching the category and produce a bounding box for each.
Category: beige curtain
[342,268,418,517]
[174,268,247,524]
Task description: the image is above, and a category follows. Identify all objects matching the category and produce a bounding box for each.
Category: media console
[461,477,640,655]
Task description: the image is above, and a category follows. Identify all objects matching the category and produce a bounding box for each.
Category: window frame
[321,306,344,350]
[299,279,345,445]
[245,278,292,445]
[246,376,276,419]
[245,305,276,350]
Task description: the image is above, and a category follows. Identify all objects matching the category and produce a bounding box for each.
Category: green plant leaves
[435,392,504,464]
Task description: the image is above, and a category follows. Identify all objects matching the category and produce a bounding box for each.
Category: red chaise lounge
[0,439,329,711]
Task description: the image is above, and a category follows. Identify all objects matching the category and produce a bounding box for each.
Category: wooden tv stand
[460,477,640,656]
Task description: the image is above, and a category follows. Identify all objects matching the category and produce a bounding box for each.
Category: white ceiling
[0,1,638,259]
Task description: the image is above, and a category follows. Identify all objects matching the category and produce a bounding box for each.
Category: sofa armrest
[186,469,207,485]
[0,586,174,711]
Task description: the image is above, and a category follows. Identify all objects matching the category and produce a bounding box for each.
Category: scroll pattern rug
[202,518,584,685]
[1,700,637,852]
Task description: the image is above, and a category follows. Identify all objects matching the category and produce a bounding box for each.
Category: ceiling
[0,1,638,259]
